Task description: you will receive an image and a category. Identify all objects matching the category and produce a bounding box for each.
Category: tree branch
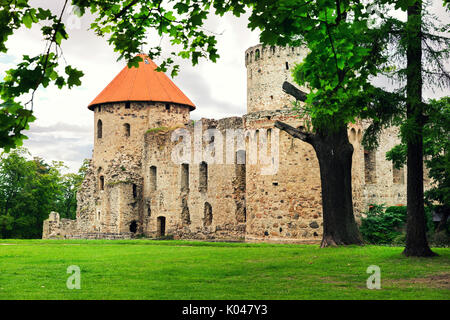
[274,121,314,144]
[282,81,308,101]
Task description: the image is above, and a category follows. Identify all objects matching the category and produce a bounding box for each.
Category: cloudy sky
[0,1,448,173]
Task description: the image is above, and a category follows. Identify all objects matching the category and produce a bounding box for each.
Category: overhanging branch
[274,121,314,144]
[282,81,308,102]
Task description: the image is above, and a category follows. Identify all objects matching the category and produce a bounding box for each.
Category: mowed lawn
[0,239,448,300]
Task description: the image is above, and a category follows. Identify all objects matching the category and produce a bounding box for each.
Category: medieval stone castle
[42,45,408,242]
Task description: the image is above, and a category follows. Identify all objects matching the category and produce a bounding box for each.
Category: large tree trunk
[274,120,363,247]
[403,1,436,257]
[314,127,363,247]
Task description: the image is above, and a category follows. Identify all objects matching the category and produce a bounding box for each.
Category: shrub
[359,204,407,244]
[392,233,406,246]
[360,204,441,245]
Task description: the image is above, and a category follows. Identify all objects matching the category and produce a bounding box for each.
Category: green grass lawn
[0,239,448,300]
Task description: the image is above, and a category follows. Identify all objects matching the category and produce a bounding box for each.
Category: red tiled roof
[88,54,195,110]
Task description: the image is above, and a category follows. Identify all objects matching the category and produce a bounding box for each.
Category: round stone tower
[76,55,195,236]
[243,44,365,243]
[245,44,308,113]
[89,54,195,170]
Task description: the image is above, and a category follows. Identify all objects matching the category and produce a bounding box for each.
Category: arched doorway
[157,216,166,237]
[129,220,137,233]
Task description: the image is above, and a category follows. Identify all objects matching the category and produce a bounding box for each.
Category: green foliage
[360,204,408,244]
[360,204,440,245]
[0,1,84,151]
[0,148,86,238]
[243,0,395,134]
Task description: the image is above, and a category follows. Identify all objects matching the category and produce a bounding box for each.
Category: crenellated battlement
[245,44,308,114]
[244,44,305,67]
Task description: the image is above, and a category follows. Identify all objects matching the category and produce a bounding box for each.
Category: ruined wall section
[42,212,77,239]
[245,44,308,113]
[73,154,143,238]
[142,117,246,240]
[348,123,366,221]
[362,125,407,207]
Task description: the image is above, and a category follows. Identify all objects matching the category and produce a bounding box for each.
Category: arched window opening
[165,104,170,112]
[271,46,276,55]
[129,220,137,233]
[256,130,260,164]
[286,62,289,70]
[125,102,131,109]
[99,176,104,190]
[349,128,356,142]
[98,106,102,112]
[97,120,103,139]
[150,166,157,191]
[255,49,260,61]
[124,123,130,137]
[199,162,208,193]
[203,202,213,227]
[157,216,166,237]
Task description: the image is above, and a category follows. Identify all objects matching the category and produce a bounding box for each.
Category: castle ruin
[42,45,408,242]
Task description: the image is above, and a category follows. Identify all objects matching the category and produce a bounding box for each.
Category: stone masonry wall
[141,117,246,240]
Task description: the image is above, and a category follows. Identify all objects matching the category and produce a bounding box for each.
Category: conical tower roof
[88,54,195,110]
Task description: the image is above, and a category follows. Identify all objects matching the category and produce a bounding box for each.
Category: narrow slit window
[97,120,103,139]
[181,163,189,191]
[199,162,208,193]
[124,123,130,137]
[203,202,213,227]
[132,184,137,199]
[255,49,260,61]
[99,176,104,190]
[150,166,157,191]
[364,150,377,184]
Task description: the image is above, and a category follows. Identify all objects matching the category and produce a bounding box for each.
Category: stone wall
[42,212,78,239]
[243,110,365,242]
[362,125,407,207]
[141,117,246,240]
